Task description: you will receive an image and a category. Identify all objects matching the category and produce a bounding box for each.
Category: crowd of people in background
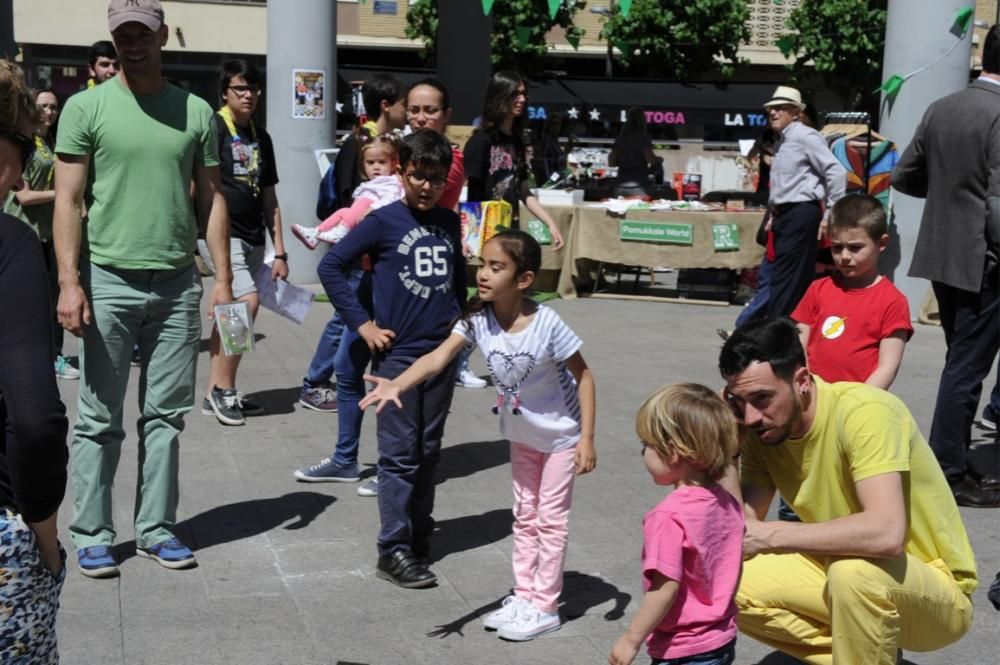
[1,0,998,662]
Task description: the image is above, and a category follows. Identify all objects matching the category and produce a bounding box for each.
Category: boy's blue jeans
[651,639,735,665]
[735,258,773,329]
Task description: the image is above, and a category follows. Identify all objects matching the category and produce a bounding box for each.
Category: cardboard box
[533,189,584,207]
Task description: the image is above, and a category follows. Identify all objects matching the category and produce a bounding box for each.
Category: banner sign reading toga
[619,220,693,245]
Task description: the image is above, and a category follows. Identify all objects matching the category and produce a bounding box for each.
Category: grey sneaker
[357,477,379,496]
[202,391,264,417]
[294,458,361,482]
[206,385,245,426]
[299,385,338,412]
[55,355,80,380]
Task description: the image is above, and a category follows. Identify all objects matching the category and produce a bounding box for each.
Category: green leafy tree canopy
[599,0,751,79]
[406,0,586,75]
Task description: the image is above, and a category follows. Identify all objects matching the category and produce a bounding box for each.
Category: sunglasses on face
[2,130,35,172]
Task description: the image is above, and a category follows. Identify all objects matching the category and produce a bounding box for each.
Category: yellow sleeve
[841,399,911,482]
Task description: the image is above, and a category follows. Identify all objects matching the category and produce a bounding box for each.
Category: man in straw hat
[761,85,845,319]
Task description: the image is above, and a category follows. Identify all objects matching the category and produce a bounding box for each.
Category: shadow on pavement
[436,439,509,485]
[243,386,303,416]
[752,649,923,664]
[431,508,513,562]
[425,570,628,639]
[198,332,267,354]
[115,491,336,562]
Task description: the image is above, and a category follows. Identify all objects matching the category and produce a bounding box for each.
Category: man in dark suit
[892,24,1000,507]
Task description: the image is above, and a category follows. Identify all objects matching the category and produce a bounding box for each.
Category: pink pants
[510,442,577,614]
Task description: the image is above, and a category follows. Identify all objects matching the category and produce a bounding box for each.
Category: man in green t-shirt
[719,318,977,665]
[53,0,233,578]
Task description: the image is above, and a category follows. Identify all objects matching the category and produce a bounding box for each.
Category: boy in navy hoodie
[318,129,465,588]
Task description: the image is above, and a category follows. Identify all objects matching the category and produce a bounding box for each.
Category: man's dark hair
[362,74,404,122]
[88,40,117,67]
[829,194,887,242]
[407,77,450,111]
[984,24,999,75]
[719,317,806,382]
[219,59,262,99]
[399,129,453,171]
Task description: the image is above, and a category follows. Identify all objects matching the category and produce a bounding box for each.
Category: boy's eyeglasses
[228,85,262,96]
[1,130,35,172]
[405,171,448,189]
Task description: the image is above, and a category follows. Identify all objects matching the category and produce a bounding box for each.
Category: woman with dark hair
[609,107,657,196]
[198,58,288,426]
[0,59,69,663]
[3,88,75,380]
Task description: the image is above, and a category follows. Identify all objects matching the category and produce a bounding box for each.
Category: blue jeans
[735,257,773,328]
[304,267,367,389]
[331,269,373,468]
[651,639,736,665]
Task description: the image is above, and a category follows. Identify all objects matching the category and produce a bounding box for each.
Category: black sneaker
[206,385,245,426]
[376,549,437,589]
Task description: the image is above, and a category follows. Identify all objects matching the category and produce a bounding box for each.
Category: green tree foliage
[599,0,751,79]
[779,0,887,107]
[405,0,586,75]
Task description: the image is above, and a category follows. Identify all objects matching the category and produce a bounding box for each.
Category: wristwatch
[274,253,288,262]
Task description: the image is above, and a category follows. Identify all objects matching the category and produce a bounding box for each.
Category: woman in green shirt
[2,88,77,380]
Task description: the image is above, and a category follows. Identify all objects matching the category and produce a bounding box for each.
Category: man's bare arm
[53,154,91,336]
[194,163,234,313]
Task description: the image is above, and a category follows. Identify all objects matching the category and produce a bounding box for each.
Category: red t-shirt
[791,275,913,383]
[438,146,465,211]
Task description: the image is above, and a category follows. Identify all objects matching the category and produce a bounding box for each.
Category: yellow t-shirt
[740,378,978,595]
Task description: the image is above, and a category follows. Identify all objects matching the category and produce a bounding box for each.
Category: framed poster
[292,68,326,120]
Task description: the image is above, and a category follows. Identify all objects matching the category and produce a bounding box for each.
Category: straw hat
[763,85,806,111]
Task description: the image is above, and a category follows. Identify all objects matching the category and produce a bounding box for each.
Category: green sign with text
[526,219,552,245]
[712,223,740,251]
[619,220,693,245]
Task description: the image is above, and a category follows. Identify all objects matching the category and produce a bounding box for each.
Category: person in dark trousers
[891,24,1000,507]
[762,86,846,319]
[318,130,466,588]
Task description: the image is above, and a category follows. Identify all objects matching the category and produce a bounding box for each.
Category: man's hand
[575,435,596,475]
[608,635,641,665]
[271,258,289,281]
[358,321,395,353]
[817,216,828,241]
[27,514,63,578]
[359,374,403,413]
[57,283,92,337]
[208,281,235,320]
[743,516,775,560]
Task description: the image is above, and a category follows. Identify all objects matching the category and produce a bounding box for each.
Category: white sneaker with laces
[456,368,487,389]
[496,605,561,641]
[291,224,319,250]
[482,595,529,630]
[316,224,350,245]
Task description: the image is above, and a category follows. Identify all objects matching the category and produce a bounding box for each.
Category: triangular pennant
[567,33,580,50]
[516,26,532,47]
[776,35,794,57]
[880,74,905,101]
[613,40,631,56]
[619,0,633,17]
[481,0,495,16]
[548,0,561,20]
[950,7,974,37]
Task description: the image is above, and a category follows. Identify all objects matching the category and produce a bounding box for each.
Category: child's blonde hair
[635,383,739,483]
[357,132,401,177]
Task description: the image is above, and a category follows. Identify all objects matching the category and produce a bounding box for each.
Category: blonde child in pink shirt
[292,133,404,249]
[610,383,744,665]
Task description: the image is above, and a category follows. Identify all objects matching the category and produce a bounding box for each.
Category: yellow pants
[736,553,972,665]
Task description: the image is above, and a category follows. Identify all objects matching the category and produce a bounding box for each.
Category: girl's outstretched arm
[360,333,467,412]
[609,572,679,665]
[565,351,596,474]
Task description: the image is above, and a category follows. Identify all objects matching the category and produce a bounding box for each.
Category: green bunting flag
[619,0,633,17]
[951,7,974,36]
[775,35,794,57]
[481,0,495,16]
[613,40,631,56]
[548,0,561,20]
[516,26,533,47]
[567,33,581,50]
[880,74,905,100]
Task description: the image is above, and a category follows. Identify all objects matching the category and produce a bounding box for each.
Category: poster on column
[292,68,326,120]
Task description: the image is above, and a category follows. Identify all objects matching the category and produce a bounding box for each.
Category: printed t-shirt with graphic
[791,275,912,383]
[452,304,582,452]
[464,129,524,225]
[318,199,466,359]
[642,484,743,660]
[56,77,218,270]
[215,113,278,246]
[740,378,978,595]
[3,137,55,241]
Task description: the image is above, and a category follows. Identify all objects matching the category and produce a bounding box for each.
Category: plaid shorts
[0,509,66,664]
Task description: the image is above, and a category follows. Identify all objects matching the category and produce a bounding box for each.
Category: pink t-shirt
[642,484,744,660]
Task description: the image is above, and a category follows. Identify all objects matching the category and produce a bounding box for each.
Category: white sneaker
[482,595,530,630]
[54,355,80,380]
[496,606,561,641]
[456,368,487,389]
[316,224,349,245]
[356,477,379,497]
[291,224,319,250]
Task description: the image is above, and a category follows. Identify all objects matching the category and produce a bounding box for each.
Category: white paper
[253,263,315,325]
[738,139,756,157]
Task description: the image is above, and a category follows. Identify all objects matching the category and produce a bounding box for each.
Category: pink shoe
[292,224,319,250]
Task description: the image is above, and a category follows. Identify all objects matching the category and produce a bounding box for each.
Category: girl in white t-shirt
[361,230,596,642]
[292,132,405,249]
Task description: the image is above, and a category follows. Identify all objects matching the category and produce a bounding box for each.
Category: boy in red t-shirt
[791,194,913,389]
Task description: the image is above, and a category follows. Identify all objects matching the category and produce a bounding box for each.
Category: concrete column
[266,1,337,282]
[881,0,973,312]
[436,0,492,125]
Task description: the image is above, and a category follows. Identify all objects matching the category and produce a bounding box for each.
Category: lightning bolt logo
[821,315,847,340]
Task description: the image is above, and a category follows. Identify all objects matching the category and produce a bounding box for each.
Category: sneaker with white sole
[136,536,197,570]
[55,355,80,380]
[206,385,245,426]
[497,606,561,641]
[483,594,530,630]
[202,391,264,417]
[456,368,487,389]
[316,224,349,245]
[291,224,320,250]
[357,477,379,496]
[980,410,997,432]
[294,458,361,482]
[299,385,338,412]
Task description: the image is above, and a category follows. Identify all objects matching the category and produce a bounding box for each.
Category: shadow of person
[436,439,510,485]
[752,649,922,664]
[198,332,267,353]
[431,508,513,562]
[116,491,336,562]
[425,570,630,639]
[240,386,303,416]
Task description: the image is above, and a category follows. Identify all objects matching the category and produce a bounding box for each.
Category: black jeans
[765,201,822,319]
[651,638,736,664]
[930,276,1000,479]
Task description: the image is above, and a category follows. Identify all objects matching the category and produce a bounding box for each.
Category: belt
[772,200,820,216]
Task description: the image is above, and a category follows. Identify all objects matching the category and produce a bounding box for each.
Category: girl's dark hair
[475,70,529,179]
[618,107,646,139]
[462,230,542,322]
[407,77,450,112]
[219,59,261,100]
